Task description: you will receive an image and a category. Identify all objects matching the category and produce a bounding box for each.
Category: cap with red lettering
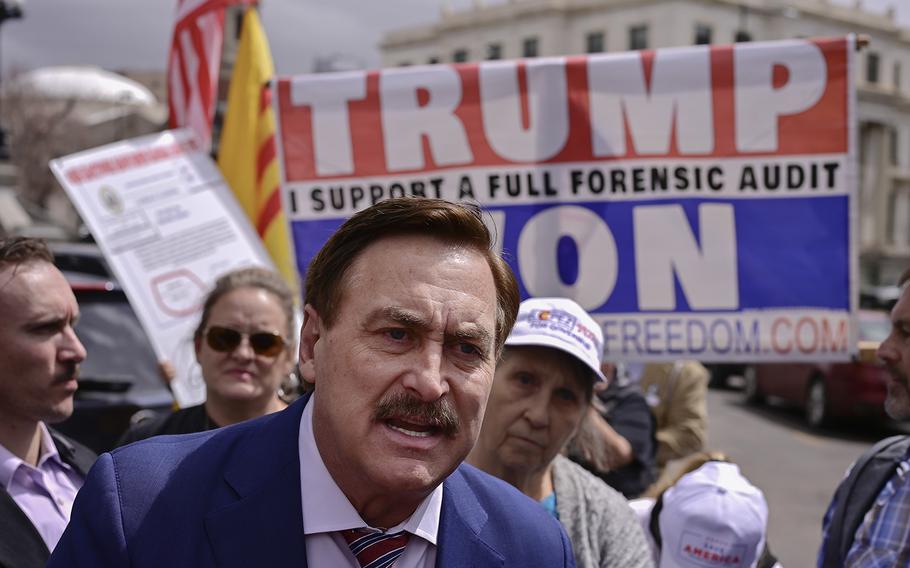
[505,297,606,382]
[658,461,768,568]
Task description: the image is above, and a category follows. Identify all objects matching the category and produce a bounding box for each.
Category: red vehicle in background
[743,310,892,429]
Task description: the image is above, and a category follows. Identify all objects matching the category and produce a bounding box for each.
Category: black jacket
[117,404,216,447]
[596,380,658,498]
[569,379,658,498]
[0,428,96,568]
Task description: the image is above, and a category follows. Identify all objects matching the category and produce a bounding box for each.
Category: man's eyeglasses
[205,326,286,357]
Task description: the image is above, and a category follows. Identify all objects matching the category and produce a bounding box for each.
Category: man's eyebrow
[365,307,493,349]
[365,307,431,330]
[26,315,66,330]
[452,326,493,350]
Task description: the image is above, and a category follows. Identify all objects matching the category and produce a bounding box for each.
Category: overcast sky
[2,0,908,78]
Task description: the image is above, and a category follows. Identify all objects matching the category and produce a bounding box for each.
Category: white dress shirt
[0,423,84,552]
[299,394,441,567]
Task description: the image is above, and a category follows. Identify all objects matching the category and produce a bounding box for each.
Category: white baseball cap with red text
[504,297,607,383]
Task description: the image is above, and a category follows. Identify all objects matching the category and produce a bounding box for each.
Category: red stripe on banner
[256,188,281,237]
[255,84,276,193]
[167,43,181,128]
[256,136,276,188]
[276,37,851,182]
[174,41,193,129]
[189,24,213,127]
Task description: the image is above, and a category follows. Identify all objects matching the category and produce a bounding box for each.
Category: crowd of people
[1,197,909,567]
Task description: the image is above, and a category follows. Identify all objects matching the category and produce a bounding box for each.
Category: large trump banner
[273,36,856,362]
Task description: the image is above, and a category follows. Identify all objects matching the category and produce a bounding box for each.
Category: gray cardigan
[553,455,655,568]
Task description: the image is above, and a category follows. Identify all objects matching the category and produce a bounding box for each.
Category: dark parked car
[742,310,891,428]
[50,243,173,453]
[706,363,747,389]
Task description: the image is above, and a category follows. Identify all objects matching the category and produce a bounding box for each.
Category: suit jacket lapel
[50,429,96,476]
[204,395,310,568]
[437,468,504,567]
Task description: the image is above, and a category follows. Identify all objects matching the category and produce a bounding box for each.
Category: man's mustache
[53,363,79,384]
[373,392,459,436]
[887,365,909,388]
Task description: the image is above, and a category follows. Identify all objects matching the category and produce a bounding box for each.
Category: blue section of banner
[291,219,345,288]
[734,197,849,310]
[290,195,849,313]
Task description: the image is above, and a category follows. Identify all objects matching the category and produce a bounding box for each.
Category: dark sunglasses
[205,326,286,357]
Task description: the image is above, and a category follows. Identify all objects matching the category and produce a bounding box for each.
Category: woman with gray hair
[468,297,653,568]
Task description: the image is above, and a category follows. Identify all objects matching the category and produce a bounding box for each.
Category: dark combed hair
[304,197,520,354]
[0,237,54,270]
[194,267,296,345]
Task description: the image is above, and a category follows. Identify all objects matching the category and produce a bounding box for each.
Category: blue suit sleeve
[48,452,129,567]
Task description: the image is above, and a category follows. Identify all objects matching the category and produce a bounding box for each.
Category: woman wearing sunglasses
[119,267,296,445]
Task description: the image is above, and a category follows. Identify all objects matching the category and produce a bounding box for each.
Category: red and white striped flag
[167,0,255,150]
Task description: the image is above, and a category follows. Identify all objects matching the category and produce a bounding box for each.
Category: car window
[859,314,891,343]
[74,290,162,391]
[54,252,111,278]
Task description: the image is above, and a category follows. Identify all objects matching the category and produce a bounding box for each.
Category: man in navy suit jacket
[50,198,576,567]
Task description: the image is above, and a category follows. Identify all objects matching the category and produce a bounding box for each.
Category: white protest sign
[50,129,274,406]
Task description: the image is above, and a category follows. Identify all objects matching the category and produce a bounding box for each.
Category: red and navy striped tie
[341,528,410,568]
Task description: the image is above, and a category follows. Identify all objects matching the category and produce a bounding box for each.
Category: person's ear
[298,304,322,384]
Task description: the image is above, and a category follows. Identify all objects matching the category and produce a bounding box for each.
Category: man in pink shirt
[0,237,95,568]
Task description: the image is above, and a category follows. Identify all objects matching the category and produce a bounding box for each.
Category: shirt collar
[36,423,68,469]
[298,394,443,544]
[0,423,69,488]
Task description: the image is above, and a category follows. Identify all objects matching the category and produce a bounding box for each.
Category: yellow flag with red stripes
[218,7,298,295]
